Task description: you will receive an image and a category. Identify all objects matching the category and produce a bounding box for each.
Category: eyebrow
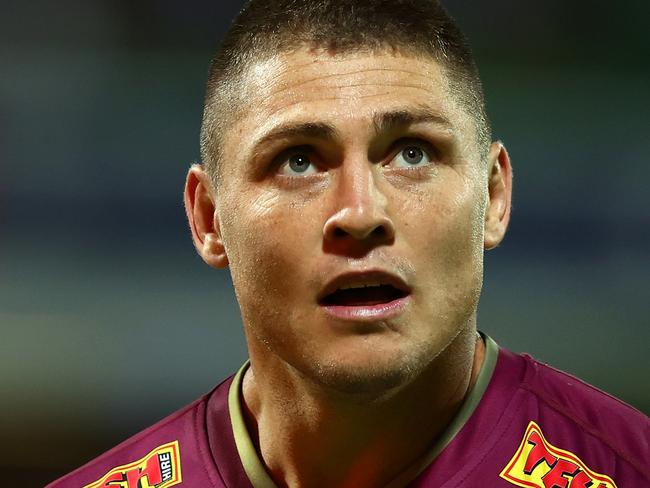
[250,106,453,154]
[372,107,453,134]
[252,122,340,152]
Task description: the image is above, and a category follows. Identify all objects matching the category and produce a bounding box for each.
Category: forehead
[222,48,474,157]
[250,49,446,107]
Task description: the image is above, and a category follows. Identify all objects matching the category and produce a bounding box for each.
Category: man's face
[214,49,492,393]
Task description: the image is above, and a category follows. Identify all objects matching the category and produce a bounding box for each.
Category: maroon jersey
[47,336,649,487]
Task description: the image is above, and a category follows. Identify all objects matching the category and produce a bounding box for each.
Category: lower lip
[320,295,411,321]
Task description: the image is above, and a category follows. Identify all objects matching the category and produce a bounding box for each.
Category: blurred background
[1,0,648,485]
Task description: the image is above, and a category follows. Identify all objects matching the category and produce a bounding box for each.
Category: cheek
[224,202,327,358]
[221,196,317,320]
[403,184,485,302]
[403,183,482,253]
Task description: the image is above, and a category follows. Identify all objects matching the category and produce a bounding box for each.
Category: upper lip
[317,269,412,303]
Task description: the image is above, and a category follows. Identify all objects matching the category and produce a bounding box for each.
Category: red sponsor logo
[82,441,182,488]
[500,421,617,488]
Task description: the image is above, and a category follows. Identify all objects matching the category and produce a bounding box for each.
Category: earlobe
[183,164,229,269]
[484,142,513,250]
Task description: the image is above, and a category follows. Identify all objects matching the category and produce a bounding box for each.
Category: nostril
[371,225,387,238]
[323,208,395,243]
[333,227,348,238]
[331,223,388,240]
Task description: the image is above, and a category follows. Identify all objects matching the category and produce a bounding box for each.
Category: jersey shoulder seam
[194,393,225,488]
[524,355,648,416]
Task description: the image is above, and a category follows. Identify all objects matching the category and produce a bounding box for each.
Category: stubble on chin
[301,338,439,401]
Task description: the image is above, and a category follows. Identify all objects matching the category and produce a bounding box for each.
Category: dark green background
[1,0,648,485]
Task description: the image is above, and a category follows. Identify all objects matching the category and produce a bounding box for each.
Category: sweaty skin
[185,48,512,487]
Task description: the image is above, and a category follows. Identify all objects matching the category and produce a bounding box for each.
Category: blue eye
[392,145,432,168]
[279,153,318,176]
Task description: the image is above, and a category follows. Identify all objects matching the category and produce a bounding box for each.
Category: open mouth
[320,284,409,307]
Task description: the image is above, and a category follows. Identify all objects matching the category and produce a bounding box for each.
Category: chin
[307,344,430,398]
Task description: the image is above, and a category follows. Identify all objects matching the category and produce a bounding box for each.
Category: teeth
[338,282,384,290]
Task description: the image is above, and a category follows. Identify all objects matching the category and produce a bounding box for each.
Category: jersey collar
[228,333,499,488]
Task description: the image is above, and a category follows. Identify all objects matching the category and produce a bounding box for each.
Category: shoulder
[46,375,235,488]
[500,347,649,484]
[518,351,649,449]
[46,398,206,488]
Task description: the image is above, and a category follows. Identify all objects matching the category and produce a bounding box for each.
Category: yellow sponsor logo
[500,421,616,488]
[82,440,182,488]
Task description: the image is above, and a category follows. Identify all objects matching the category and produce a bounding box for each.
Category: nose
[322,161,395,249]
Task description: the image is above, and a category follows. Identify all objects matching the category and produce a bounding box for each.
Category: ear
[484,142,513,250]
[184,164,229,268]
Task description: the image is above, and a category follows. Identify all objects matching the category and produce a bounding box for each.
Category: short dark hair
[200,0,491,182]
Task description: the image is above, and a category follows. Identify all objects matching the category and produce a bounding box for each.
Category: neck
[242,326,485,488]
